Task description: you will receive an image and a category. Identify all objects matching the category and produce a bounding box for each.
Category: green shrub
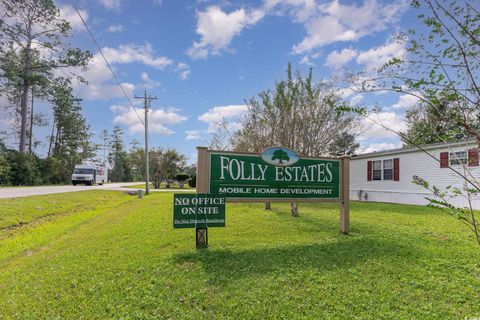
[41,157,67,184]
[0,154,11,185]
[175,173,189,181]
[176,173,190,189]
[7,152,43,186]
[188,174,196,188]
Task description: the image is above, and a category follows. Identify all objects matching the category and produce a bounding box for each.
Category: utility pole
[29,86,34,154]
[135,90,157,195]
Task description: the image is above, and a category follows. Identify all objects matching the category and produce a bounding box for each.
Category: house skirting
[350,189,480,210]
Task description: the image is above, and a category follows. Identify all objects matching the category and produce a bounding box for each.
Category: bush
[0,154,11,186]
[188,174,196,188]
[176,173,190,188]
[7,152,43,186]
[41,157,68,185]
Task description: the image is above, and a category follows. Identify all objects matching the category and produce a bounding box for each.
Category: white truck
[71,164,107,186]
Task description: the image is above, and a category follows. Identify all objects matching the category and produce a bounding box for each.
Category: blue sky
[1,0,427,163]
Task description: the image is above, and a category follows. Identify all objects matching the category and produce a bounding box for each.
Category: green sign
[173,194,226,228]
[209,150,340,199]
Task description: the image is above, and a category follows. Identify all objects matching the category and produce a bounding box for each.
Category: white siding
[350,144,480,209]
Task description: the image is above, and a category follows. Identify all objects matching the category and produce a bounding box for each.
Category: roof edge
[353,139,477,159]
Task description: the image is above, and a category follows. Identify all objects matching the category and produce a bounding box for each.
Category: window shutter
[440,152,449,168]
[394,158,400,181]
[468,148,479,166]
[367,161,372,181]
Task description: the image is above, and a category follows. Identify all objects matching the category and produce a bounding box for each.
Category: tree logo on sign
[271,149,290,164]
[260,147,299,166]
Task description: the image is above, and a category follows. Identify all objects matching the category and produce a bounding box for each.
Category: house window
[372,160,382,180]
[368,158,400,181]
[383,159,393,180]
[450,151,467,165]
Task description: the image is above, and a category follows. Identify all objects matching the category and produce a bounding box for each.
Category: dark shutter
[394,158,400,181]
[440,152,449,168]
[468,148,479,166]
[367,161,372,181]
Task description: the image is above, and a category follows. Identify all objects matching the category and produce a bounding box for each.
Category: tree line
[107,125,194,188]
[0,0,94,185]
[0,123,193,187]
[0,0,193,187]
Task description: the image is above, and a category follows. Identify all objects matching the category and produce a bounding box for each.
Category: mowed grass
[0,192,479,319]
[0,191,131,231]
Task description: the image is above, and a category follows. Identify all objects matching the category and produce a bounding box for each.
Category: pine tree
[0,0,91,153]
[109,126,131,182]
[47,81,94,183]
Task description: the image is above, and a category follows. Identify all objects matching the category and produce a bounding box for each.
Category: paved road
[0,182,143,199]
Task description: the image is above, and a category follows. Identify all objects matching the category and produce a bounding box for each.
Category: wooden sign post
[196,147,350,238]
[196,147,210,246]
[340,155,350,234]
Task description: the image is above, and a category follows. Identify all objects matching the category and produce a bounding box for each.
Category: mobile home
[350,140,480,209]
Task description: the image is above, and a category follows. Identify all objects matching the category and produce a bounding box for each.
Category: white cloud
[58,5,88,31]
[299,55,315,66]
[101,43,173,69]
[391,94,419,109]
[356,37,406,71]
[293,15,357,54]
[176,63,191,80]
[264,0,317,22]
[187,6,265,59]
[83,43,172,83]
[99,0,121,10]
[78,55,110,86]
[82,82,135,101]
[187,43,209,60]
[359,112,407,140]
[199,104,248,132]
[293,0,408,54]
[77,43,172,100]
[186,1,407,59]
[140,72,160,89]
[111,105,187,135]
[140,72,149,81]
[325,48,357,69]
[185,130,202,140]
[107,24,124,32]
[357,142,402,154]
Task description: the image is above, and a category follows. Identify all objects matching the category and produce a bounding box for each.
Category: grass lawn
[0,191,479,319]
[0,191,131,231]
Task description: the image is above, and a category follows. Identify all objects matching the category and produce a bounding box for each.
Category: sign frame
[208,150,342,202]
[173,193,226,229]
[196,147,350,234]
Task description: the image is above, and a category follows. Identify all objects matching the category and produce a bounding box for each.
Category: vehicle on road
[71,164,107,186]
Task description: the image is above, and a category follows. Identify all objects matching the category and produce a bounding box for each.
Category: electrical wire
[72,4,145,126]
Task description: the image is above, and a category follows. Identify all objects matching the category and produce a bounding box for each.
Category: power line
[72,4,145,126]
